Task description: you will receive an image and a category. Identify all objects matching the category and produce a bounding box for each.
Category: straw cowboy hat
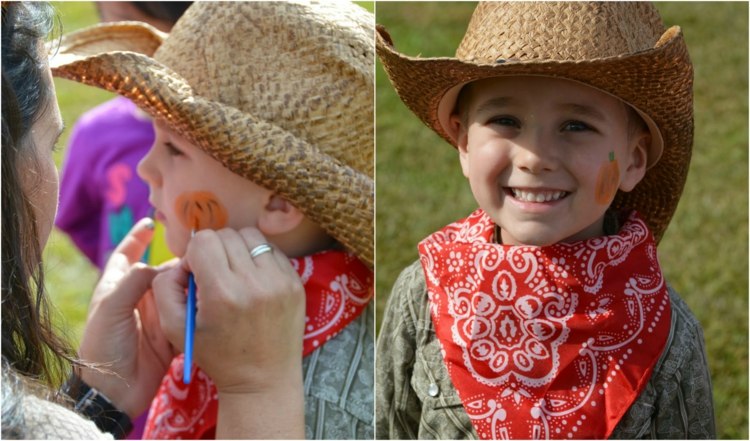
[377,1,693,242]
[50,1,374,267]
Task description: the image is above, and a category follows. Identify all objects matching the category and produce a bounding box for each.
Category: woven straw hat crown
[155,1,374,177]
[51,1,375,266]
[457,2,664,63]
[376,1,693,242]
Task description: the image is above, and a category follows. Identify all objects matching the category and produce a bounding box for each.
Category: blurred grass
[375,2,748,439]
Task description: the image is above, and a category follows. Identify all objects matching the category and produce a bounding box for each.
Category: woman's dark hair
[1,1,74,390]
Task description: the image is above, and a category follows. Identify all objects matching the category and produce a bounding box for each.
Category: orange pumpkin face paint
[174,191,229,231]
[594,152,620,205]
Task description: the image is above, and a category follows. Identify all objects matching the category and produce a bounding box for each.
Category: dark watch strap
[63,376,133,439]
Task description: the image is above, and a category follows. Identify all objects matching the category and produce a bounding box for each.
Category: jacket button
[428,383,439,397]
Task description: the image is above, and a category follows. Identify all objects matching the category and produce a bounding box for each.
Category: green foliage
[375,2,748,438]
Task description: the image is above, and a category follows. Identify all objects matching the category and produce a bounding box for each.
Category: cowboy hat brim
[51,23,374,267]
[376,25,693,243]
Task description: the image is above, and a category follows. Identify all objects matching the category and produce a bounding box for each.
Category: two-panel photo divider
[4,1,746,440]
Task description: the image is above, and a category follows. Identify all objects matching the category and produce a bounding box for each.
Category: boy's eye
[487,116,520,128]
[562,120,592,132]
[165,141,183,156]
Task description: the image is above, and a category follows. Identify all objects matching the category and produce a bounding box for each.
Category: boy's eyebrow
[474,97,515,115]
[473,97,608,122]
[557,103,607,122]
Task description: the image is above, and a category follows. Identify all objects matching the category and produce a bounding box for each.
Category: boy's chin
[496,223,569,247]
[499,222,606,246]
[165,233,188,258]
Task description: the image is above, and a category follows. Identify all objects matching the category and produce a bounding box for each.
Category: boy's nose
[513,131,558,173]
[136,145,161,187]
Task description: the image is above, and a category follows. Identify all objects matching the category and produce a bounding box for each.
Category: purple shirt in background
[56,96,154,271]
[56,96,154,438]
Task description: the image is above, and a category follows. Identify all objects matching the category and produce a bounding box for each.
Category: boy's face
[452,76,649,246]
[137,119,273,256]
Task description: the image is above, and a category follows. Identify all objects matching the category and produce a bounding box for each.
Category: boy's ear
[450,113,471,178]
[619,132,650,192]
[257,195,305,236]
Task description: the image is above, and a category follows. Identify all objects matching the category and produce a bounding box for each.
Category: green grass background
[45,2,746,439]
[375,2,748,439]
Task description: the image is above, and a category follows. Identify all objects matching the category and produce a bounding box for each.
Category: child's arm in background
[376,261,425,439]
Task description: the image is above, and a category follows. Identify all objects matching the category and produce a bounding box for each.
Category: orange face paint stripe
[174,191,229,231]
[594,151,620,206]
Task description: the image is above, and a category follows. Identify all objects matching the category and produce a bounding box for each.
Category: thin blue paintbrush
[183,228,197,384]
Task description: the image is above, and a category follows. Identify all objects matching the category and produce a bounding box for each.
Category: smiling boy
[376,2,714,439]
[452,76,651,247]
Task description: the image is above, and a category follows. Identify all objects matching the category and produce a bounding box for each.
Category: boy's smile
[452,76,650,246]
[507,188,568,204]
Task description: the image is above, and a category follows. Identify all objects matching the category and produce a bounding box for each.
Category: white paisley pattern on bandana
[143,250,373,439]
[418,209,670,440]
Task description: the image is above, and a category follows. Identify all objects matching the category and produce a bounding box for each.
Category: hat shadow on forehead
[377,1,693,243]
[51,1,375,267]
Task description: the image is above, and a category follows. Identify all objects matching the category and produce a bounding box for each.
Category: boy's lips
[505,187,570,203]
[154,209,167,223]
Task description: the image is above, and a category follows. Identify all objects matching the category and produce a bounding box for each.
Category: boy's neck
[493,210,620,245]
[270,218,338,258]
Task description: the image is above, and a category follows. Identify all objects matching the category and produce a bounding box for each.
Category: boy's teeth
[511,189,567,202]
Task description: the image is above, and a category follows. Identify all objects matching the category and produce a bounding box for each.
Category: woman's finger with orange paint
[96,217,156,308]
[104,217,156,271]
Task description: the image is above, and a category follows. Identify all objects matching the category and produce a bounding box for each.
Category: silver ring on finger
[249,243,274,259]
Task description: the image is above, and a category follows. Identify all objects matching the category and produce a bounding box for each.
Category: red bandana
[142,250,373,439]
[418,209,670,440]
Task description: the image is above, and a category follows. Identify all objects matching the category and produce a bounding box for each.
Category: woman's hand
[153,227,306,438]
[77,218,175,418]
